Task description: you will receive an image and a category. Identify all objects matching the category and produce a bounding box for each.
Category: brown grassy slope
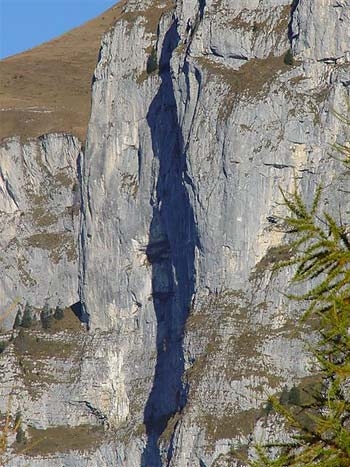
[0,1,126,142]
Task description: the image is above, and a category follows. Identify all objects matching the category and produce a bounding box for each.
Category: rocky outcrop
[79,0,349,465]
[1,0,349,466]
[0,134,81,329]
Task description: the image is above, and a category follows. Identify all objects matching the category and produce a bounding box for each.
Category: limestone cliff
[0,1,349,466]
[0,135,81,329]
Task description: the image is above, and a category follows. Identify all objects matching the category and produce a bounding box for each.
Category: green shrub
[16,426,27,445]
[283,48,294,66]
[53,306,64,321]
[40,302,53,329]
[21,303,33,329]
[13,310,22,329]
[146,47,158,74]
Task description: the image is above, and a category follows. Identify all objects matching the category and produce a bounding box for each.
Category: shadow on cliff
[141,21,198,467]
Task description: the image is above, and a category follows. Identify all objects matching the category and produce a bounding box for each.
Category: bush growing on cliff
[13,309,22,329]
[283,48,294,66]
[53,305,64,321]
[21,302,34,328]
[40,302,53,329]
[146,47,158,74]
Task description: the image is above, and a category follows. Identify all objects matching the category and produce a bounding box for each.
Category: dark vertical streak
[141,20,198,467]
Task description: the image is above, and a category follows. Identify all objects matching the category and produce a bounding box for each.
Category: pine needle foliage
[250,130,350,466]
[277,184,350,321]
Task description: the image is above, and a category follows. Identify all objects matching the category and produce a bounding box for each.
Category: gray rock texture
[0,134,81,329]
[0,0,349,466]
[291,0,350,62]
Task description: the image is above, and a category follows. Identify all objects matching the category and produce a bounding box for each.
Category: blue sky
[0,0,117,59]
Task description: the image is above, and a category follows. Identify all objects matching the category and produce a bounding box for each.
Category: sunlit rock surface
[0,134,81,329]
[1,0,349,465]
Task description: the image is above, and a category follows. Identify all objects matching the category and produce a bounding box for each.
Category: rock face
[0,134,81,329]
[1,0,349,466]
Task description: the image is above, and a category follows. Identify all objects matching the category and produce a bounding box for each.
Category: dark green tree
[53,304,64,321]
[40,302,53,329]
[283,48,294,66]
[21,303,33,329]
[13,309,22,328]
[146,47,158,74]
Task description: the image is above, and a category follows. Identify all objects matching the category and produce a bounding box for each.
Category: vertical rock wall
[0,134,81,329]
[1,0,349,465]
[79,0,349,465]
